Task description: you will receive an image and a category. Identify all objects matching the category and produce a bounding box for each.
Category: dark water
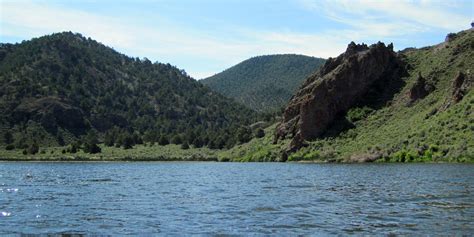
[0,162,473,235]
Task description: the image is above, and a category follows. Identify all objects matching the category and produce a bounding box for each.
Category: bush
[5,144,15,150]
[121,135,134,149]
[3,131,13,144]
[181,142,189,150]
[158,135,169,146]
[192,137,203,148]
[83,131,101,153]
[346,106,374,123]
[27,143,39,155]
[84,143,101,154]
[104,131,115,147]
[255,128,265,138]
[237,127,252,144]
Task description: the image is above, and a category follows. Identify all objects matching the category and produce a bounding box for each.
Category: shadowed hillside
[0,32,261,150]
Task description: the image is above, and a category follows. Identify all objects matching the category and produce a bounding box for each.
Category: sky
[1,0,473,79]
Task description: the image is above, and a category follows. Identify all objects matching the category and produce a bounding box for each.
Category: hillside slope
[201,54,325,112]
[224,29,473,162]
[0,32,259,149]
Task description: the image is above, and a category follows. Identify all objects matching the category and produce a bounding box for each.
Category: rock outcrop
[406,73,434,106]
[13,97,87,134]
[275,42,403,151]
[451,71,472,103]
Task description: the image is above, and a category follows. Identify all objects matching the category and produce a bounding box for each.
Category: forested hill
[201,54,325,112]
[0,32,260,150]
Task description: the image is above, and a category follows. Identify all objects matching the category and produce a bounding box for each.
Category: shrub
[27,143,39,155]
[171,134,182,144]
[158,135,169,146]
[237,127,252,144]
[181,142,189,150]
[121,135,134,149]
[255,128,265,138]
[5,144,15,150]
[84,143,101,154]
[346,106,374,123]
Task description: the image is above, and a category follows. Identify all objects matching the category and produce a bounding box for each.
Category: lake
[1,162,473,235]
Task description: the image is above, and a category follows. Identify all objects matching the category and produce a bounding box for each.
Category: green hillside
[222,29,474,163]
[201,54,325,112]
[0,32,261,151]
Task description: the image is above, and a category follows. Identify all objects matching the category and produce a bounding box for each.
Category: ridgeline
[201,55,325,113]
[0,32,262,155]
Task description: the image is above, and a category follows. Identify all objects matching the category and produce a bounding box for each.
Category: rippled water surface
[1,162,473,235]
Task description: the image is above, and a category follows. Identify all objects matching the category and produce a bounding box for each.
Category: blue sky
[1,0,473,79]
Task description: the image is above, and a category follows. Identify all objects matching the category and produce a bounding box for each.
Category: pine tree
[104,131,115,147]
[122,136,134,149]
[83,131,101,154]
[171,134,182,144]
[27,143,39,155]
[158,135,169,146]
[181,141,189,150]
[3,131,13,144]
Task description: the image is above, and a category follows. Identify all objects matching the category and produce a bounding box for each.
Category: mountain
[0,32,260,150]
[224,29,473,162]
[201,54,325,112]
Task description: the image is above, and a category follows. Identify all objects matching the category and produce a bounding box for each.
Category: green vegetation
[270,29,474,163]
[0,32,263,151]
[0,143,219,161]
[0,30,472,163]
[201,54,325,112]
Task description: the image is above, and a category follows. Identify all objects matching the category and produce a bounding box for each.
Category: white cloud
[4,0,467,78]
[299,0,472,39]
[1,1,348,79]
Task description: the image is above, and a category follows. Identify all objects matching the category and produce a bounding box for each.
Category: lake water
[0,162,473,235]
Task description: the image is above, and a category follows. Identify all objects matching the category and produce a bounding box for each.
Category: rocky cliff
[275,42,404,151]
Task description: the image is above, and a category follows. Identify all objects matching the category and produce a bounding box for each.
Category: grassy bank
[0,144,219,162]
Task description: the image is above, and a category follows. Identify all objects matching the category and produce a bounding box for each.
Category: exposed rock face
[451,71,472,103]
[275,42,403,151]
[13,97,87,134]
[406,73,434,105]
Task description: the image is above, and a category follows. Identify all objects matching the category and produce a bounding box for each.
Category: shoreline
[0,157,471,163]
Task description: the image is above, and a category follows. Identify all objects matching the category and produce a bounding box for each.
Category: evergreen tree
[192,137,203,148]
[83,131,101,154]
[171,134,182,144]
[3,131,13,144]
[208,140,217,149]
[237,127,252,144]
[181,141,189,150]
[27,143,39,155]
[104,131,115,147]
[158,135,169,146]
[132,133,143,145]
[121,135,134,149]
